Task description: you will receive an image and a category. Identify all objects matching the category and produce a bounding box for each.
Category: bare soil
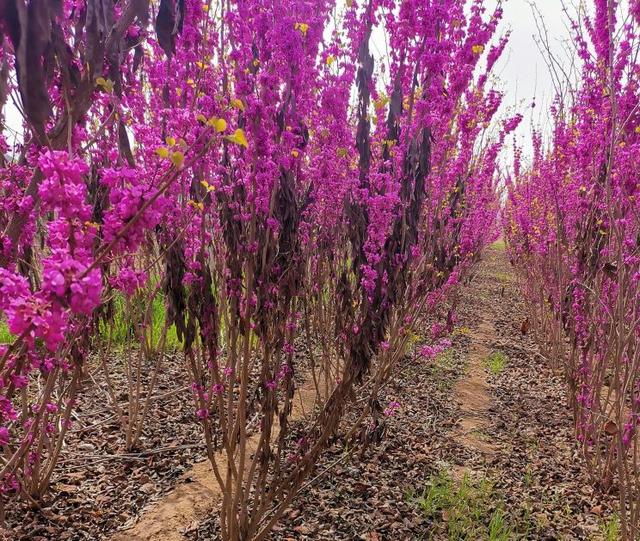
[451,318,497,473]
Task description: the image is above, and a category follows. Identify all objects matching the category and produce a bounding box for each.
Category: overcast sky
[487,0,584,164]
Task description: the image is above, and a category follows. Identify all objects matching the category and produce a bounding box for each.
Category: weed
[404,486,417,502]
[99,294,130,347]
[492,271,513,284]
[485,351,508,375]
[407,331,423,346]
[600,514,620,541]
[491,239,506,251]
[523,466,533,487]
[453,326,472,336]
[488,508,511,541]
[0,321,13,344]
[99,292,180,352]
[413,470,518,540]
[431,350,458,391]
[435,350,456,371]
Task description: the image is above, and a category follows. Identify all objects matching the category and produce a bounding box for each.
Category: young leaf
[226,128,248,148]
[170,150,185,168]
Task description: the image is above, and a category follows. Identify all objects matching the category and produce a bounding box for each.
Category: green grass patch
[600,514,620,541]
[0,321,14,344]
[492,271,513,284]
[99,292,181,352]
[412,470,518,540]
[149,293,180,350]
[1,292,180,352]
[491,238,506,251]
[484,351,508,375]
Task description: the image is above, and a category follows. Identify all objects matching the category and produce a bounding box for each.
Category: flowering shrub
[0,0,510,537]
[505,1,640,536]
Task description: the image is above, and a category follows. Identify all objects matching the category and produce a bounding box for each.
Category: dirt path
[451,316,497,471]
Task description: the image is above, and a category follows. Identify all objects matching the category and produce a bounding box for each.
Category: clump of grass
[0,321,14,344]
[485,351,508,375]
[523,466,533,487]
[99,294,130,347]
[453,325,472,336]
[149,293,181,350]
[414,470,516,540]
[491,238,506,251]
[431,350,458,391]
[600,514,620,541]
[492,271,513,284]
[99,291,181,352]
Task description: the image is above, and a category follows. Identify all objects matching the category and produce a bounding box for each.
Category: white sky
[487,0,586,165]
